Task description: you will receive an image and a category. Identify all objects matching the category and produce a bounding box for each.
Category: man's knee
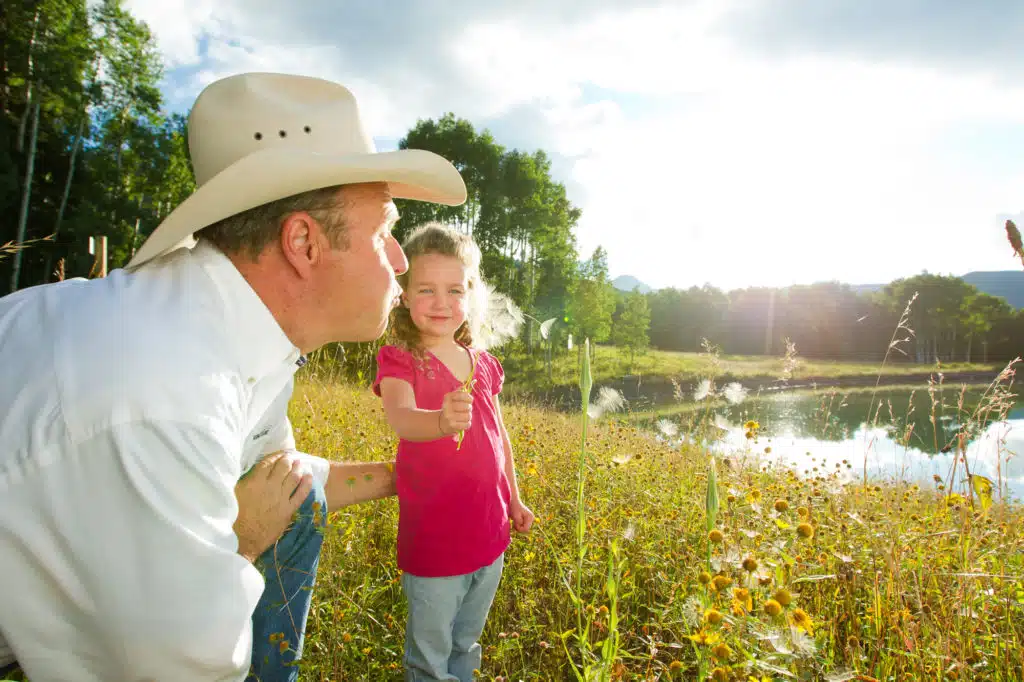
[296,478,328,529]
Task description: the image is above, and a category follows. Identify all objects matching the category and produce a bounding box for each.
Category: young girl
[372,222,533,682]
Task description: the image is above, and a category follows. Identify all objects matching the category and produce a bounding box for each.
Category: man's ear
[279,212,323,277]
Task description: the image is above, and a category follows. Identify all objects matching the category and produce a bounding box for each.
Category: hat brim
[125,146,467,270]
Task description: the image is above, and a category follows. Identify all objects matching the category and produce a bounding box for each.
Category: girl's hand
[439,390,473,436]
[510,499,535,534]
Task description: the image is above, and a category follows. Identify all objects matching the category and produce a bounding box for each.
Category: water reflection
[681,389,1022,502]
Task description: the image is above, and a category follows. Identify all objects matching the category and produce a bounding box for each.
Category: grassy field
[499,345,1003,396]
[290,374,1024,681]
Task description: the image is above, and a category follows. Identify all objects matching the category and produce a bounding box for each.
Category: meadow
[292,348,1024,682]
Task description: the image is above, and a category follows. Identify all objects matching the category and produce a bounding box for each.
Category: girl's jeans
[401,553,505,682]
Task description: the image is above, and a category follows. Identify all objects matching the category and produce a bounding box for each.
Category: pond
[639,386,1024,503]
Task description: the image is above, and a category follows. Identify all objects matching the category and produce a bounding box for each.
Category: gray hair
[202,184,348,259]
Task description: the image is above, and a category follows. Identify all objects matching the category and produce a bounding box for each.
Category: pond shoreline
[507,369,1002,411]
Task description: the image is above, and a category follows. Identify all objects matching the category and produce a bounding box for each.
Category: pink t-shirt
[372,344,512,577]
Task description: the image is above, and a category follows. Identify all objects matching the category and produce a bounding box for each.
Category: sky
[124,0,1024,291]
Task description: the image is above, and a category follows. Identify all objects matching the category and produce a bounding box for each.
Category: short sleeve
[483,351,504,396]
[372,345,416,397]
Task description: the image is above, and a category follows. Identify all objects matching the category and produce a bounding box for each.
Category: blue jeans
[402,553,505,682]
[247,480,327,682]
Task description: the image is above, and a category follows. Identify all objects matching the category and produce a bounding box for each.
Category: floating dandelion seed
[723,382,748,405]
[657,419,679,438]
[588,386,625,419]
[693,379,712,401]
[622,523,636,541]
[473,283,524,350]
[611,453,633,466]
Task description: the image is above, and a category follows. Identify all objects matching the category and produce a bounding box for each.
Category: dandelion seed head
[723,382,748,405]
[693,379,712,401]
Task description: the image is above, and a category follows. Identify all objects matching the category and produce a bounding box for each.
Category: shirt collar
[190,239,304,381]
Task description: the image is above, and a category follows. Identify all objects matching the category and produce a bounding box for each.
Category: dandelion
[278,639,289,653]
[698,570,712,585]
[686,630,722,646]
[773,589,793,607]
[712,575,732,591]
[704,608,724,625]
[774,499,789,512]
[669,660,683,672]
[742,556,758,572]
[791,608,814,633]
[797,506,809,517]
[711,642,732,661]
[711,667,729,682]
[709,529,724,544]
[797,523,814,540]
[732,587,752,612]
[764,599,783,617]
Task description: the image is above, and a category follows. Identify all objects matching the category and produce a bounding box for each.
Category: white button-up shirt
[0,240,329,681]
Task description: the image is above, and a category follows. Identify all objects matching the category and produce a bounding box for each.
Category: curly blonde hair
[389,222,485,354]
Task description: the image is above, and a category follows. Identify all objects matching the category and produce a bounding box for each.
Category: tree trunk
[15,9,41,153]
[44,114,86,282]
[10,98,42,292]
[965,335,973,364]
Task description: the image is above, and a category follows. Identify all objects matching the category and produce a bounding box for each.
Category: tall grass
[287,302,1023,680]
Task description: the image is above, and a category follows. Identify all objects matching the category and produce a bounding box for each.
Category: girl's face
[405,253,471,344]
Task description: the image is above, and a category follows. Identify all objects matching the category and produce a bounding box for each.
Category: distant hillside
[849,272,1023,309]
[961,271,1024,309]
[616,271,1022,308]
[612,275,652,293]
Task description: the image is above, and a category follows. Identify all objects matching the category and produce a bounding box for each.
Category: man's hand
[234,451,313,562]
[439,390,473,436]
[510,499,534,534]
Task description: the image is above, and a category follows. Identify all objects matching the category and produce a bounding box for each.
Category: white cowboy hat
[125,72,467,270]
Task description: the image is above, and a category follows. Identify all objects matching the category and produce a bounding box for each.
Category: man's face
[318,183,408,342]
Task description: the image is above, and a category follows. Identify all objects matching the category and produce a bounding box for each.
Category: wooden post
[98,235,107,277]
[89,235,108,278]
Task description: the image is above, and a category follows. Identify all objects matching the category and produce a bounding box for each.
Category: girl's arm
[378,377,473,442]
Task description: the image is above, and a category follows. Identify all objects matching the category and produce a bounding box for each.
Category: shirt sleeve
[372,345,416,396]
[51,417,262,681]
[484,351,505,396]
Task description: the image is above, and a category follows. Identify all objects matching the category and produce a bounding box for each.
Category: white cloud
[127,0,1024,289]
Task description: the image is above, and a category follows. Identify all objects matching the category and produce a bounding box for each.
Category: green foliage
[566,248,617,345]
[611,290,650,368]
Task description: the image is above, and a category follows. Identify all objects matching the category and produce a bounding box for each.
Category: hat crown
[187,72,376,186]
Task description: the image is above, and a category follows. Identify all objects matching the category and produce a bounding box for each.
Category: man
[0,72,467,681]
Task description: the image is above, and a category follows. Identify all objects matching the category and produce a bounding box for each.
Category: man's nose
[389,239,408,275]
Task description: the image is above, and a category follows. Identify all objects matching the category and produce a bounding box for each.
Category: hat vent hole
[279,130,287,138]
[254,132,263,140]
[304,126,312,133]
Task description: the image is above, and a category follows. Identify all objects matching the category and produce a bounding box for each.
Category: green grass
[290,375,1024,681]
[500,345,1002,396]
